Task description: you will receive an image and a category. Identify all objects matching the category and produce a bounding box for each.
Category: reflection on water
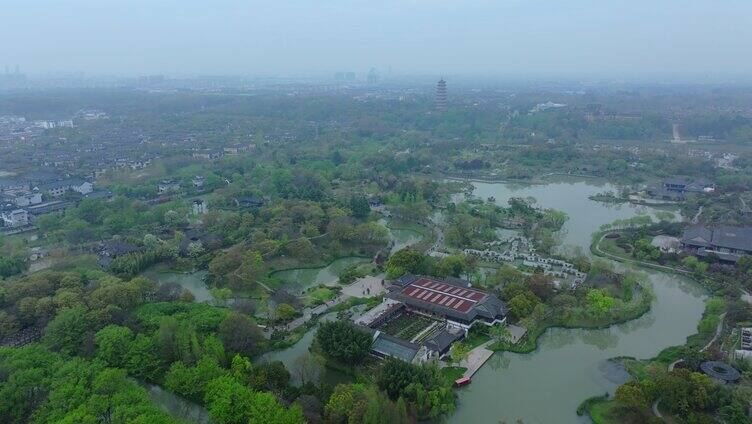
[579,329,620,351]
[390,227,422,253]
[145,383,210,424]
[470,178,675,252]
[598,359,631,385]
[142,268,214,302]
[448,179,705,424]
[258,312,350,387]
[272,257,370,295]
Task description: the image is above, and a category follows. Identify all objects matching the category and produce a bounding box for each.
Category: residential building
[4,191,42,206]
[97,240,142,268]
[157,180,181,194]
[234,196,265,209]
[39,179,93,197]
[646,178,715,201]
[1,209,29,227]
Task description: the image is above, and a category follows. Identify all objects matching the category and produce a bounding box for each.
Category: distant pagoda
[436,78,447,110]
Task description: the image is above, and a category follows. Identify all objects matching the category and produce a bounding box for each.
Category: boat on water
[454,376,471,387]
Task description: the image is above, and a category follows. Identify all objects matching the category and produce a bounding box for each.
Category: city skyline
[2,0,752,81]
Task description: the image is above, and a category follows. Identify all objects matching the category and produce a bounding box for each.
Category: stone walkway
[265,275,386,336]
[459,341,495,378]
[341,275,387,297]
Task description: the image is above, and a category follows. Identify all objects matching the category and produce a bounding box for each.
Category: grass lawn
[599,236,633,258]
[587,399,620,424]
[440,366,467,385]
[304,287,336,307]
[465,328,491,349]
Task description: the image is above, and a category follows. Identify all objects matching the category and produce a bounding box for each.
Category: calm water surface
[448,179,705,424]
[145,383,210,423]
[272,257,370,295]
[142,268,213,302]
[258,311,351,387]
[471,178,674,252]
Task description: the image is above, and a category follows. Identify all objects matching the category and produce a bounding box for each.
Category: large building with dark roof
[354,274,507,363]
[681,224,752,263]
[387,274,507,331]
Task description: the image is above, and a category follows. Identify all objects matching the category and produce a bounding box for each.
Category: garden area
[379,312,439,342]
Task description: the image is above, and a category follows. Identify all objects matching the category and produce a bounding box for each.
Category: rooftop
[371,331,420,363]
[387,274,507,323]
[682,224,752,252]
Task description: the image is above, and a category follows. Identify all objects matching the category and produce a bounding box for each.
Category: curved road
[593,233,692,275]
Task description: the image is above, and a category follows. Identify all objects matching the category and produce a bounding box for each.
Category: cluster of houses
[463,236,587,288]
[0,174,108,233]
[353,274,508,364]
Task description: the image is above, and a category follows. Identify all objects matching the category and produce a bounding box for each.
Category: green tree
[507,292,540,319]
[615,381,650,409]
[490,264,525,287]
[125,334,164,381]
[349,195,371,218]
[316,321,371,364]
[204,375,254,424]
[449,342,471,365]
[586,289,616,316]
[434,255,467,278]
[43,306,90,355]
[165,357,226,401]
[94,325,134,368]
[489,325,511,344]
[218,312,264,357]
[276,303,298,322]
[386,248,426,279]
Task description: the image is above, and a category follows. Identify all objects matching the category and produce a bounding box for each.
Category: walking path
[691,206,704,224]
[264,276,387,336]
[652,399,663,418]
[593,233,692,275]
[700,312,726,352]
[458,341,495,378]
[426,214,448,258]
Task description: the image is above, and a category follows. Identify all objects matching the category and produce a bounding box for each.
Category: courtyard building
[681,224,752,263]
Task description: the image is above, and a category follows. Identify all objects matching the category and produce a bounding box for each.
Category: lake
[447,178,705,424]
[470,177,675,252]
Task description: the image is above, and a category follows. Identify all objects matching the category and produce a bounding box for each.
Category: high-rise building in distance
[436,78,447,109]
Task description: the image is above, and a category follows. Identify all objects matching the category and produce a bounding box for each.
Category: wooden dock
[460,341,495,378]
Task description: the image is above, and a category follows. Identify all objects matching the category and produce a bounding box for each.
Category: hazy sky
[2,0,751,79]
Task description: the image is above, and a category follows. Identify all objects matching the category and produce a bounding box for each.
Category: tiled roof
[683,225,752,251]
[388,274,506,323]
[372,331,419,362]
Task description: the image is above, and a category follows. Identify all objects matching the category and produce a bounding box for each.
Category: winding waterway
[448,177,706,424]
[271,220,423,294]
[258,311,352,387]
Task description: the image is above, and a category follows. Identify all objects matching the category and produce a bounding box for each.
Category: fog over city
[2,0,752,80]
[2,2,752,424]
